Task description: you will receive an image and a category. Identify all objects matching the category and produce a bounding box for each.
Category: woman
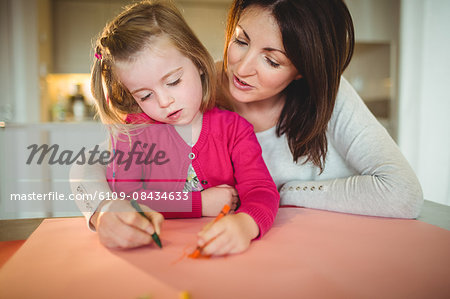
[71,0,423,249]
[216,0,422,216]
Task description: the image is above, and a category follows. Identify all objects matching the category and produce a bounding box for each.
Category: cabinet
[0,122,107,219]
[344,0,400,138]
[52,0,127,73]
[345,0,399,43]
[51,0,230,73]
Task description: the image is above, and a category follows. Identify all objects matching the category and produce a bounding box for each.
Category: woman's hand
[201,184,240,216]
[92,200,164,249]
[196,213,259,256]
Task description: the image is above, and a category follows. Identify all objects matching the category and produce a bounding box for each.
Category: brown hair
[91,0,216,127]
[224,0,354,172]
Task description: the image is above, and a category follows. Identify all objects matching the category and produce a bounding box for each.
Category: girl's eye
[167,78,181,86]
[265,57,280,68]
[233,37,248,46]
[140,93,152,101]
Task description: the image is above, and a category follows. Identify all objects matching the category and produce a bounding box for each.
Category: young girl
[80,0,279,255]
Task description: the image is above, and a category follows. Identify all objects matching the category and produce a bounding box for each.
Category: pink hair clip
[95,53,102,60]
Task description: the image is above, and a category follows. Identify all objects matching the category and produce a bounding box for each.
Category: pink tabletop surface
[1,207,449,299]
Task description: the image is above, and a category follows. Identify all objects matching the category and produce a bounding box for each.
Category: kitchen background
[0,0,449,219]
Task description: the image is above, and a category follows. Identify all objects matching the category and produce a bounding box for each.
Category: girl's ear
[294,73,303,80]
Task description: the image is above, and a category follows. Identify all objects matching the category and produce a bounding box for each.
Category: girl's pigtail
[91,45,117,150]
[91,50,104,118]
[91,45,113,124]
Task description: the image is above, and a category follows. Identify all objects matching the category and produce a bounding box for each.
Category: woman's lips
[167,109,182,120]
[233,75,253,91]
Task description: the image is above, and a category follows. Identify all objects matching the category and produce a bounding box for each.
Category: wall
[38,0,54,121]
[1,0,40,123]
[0,0,13,121]
[398,0,450,206]
[177,0,230,61]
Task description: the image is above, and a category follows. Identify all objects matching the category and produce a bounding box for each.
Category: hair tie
[95,53,102,60]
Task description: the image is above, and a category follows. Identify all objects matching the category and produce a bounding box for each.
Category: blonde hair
[91,0,216,130]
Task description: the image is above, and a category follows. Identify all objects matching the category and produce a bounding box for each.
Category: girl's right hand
[201,184,240,216]
[92,200,164,249]
[197,212,259,256]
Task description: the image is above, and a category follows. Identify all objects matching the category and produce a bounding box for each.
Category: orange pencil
[189,204,231,258]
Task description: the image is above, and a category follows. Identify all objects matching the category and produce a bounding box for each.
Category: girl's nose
[236,51,257,77]
[158,94,175,108]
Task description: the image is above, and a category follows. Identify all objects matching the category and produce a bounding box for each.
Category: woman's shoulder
[329,76,384,136]
[331,76,374,122]
[334,76,362,111]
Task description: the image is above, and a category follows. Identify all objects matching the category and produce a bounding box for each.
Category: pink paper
[1,208,449,299]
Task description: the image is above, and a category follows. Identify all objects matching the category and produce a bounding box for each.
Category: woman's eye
[265,57,280,68]
[140,93,152,101]
[233,37,247,46]
[167,78,181,86]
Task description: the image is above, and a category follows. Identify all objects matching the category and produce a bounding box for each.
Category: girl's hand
[201,184,240,216]
[93,200,164,249]
[196,213,259,256]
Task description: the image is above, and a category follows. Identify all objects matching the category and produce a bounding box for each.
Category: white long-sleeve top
[256,77,423,218]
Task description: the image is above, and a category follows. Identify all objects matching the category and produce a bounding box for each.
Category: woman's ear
[294,73,303,80]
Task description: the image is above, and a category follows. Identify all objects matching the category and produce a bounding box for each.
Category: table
[1,207,449,299]
[417,200,450,230]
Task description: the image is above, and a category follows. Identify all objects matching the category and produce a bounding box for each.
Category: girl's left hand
[197,213,259,256]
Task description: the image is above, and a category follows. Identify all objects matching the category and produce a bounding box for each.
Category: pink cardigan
[107,107,279,237]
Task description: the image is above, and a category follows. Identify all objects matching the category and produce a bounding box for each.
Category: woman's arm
[280,77,423,218]
[69,141,112,230]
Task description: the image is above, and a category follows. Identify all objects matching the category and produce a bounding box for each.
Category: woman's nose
[235,51,257,77]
